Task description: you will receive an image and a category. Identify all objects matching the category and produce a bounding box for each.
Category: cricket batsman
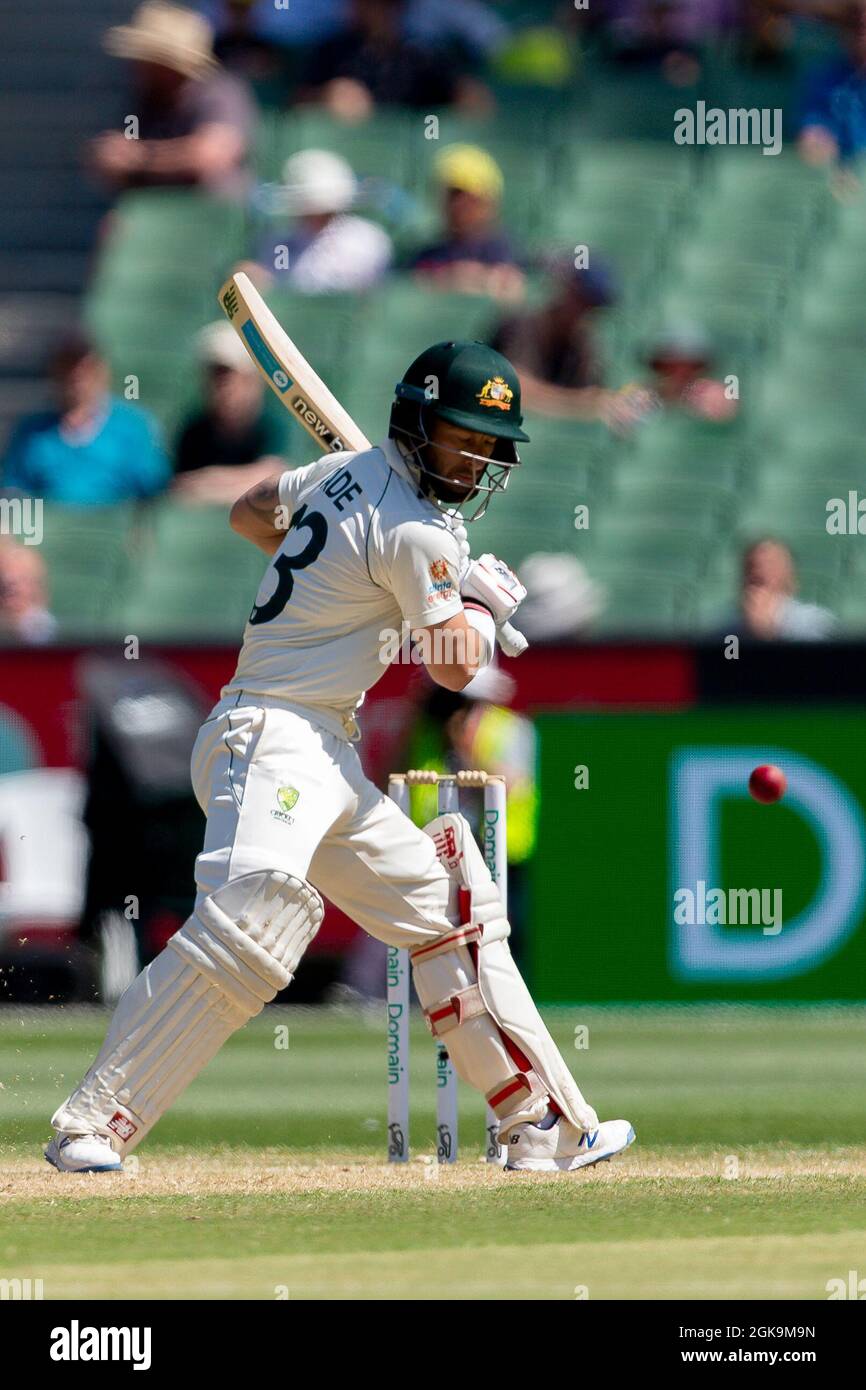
[46,341,635,1174]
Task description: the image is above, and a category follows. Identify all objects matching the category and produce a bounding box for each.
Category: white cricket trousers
[190,694,452,950]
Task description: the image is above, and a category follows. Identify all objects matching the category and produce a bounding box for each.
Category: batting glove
[461,553,527,626]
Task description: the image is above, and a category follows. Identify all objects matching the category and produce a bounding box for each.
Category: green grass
[3,1004,865,1152]
[1,1006,865,1298]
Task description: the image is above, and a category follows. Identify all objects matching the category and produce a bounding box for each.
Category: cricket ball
[748,764,786,804]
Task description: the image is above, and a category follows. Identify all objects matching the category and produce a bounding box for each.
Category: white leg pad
[417,814,599,1136]
[51,871,324,1153]
[412,943,538,1123]
[474,937,599,1133]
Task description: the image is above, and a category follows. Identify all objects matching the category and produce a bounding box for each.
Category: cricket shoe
[44,1134,123,1173]
[506,1116,635,1172]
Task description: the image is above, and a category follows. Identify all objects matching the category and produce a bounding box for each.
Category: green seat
[122,503,263,638]
[657,290,777,344]
[263,109,418,187]
[674,234,802,278]
[674,262,791,306]
[607,474,737,529]
[755,459,860,500]
[770,340,864,386]
[261,288,367,388]
[796,253,866,306]
[364,281,498,347]
[583,516,710,580]
[694,578,739,634]
[99,349,199,439]
[518,418,613,496]
[590,568,697,634]
[747,475,849,519]
[835,586,866,632]
[94,189,246,276]
[86,271,213,340]
[84,189,250,437]
[567,140,698,194]
[614,449,745,493]
[709,151,828,204]
[122,567,256,639]
[625,412,747,466]
[471,505,576,570]
[755,372,866,436]
[40,504,137,636]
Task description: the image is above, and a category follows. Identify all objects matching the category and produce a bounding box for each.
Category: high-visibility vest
[402,706,537,864]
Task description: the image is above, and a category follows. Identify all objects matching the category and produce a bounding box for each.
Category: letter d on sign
[670,749,866,982]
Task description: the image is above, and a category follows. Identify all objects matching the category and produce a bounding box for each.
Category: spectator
[405,0,508,66]
[298,0,485,121]
[411,145,524,301]
[732,538,837,639]
[89,1,256,198]
[2,335,169,506]
[201,0,507,65]
[643,324,739,423]
[602,0,737,70]
[248,149,392,292]
[207,0,294,100]
[490,261,648,425]
[0,540,57,645]
[199,0,343,51]
[172,322,287,503]
[798,1,866,167]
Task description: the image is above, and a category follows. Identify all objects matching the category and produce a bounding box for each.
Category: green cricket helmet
[389,340,529,520]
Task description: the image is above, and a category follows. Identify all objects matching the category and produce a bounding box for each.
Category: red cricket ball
[748,764,787,804]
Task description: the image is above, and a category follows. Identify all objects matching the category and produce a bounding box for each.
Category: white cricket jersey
[222,439,464,733]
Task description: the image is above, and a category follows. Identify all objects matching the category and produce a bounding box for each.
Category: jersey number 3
[248,503,328,626]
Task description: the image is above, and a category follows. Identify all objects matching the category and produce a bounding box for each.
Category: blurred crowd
[2,0,863,645]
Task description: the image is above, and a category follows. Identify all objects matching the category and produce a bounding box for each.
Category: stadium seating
[10,22,860,639]
[40,504,138,637]
[120,501,264,640]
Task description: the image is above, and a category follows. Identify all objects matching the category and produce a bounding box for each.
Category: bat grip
[496,620,529,658]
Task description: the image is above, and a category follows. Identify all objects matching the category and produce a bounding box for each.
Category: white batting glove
[461,553,527,627]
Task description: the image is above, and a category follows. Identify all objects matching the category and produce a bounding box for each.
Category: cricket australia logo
[271,786,299,826]
[477,376,513,411]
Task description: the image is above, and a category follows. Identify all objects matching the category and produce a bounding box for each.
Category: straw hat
[104,2,218,79]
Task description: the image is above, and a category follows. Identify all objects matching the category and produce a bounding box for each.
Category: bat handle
[496,620,529,658]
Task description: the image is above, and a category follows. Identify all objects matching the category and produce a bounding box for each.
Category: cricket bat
[218,271,527,657]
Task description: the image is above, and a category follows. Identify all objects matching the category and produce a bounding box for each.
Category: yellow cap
[434,144,504,201]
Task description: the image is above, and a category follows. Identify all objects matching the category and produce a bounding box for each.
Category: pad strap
[424,984,486,1037]
[486,1072,547,1120]
[410,923,482,964]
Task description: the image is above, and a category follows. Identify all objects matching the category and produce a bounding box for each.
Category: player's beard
[429,472,481,504]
